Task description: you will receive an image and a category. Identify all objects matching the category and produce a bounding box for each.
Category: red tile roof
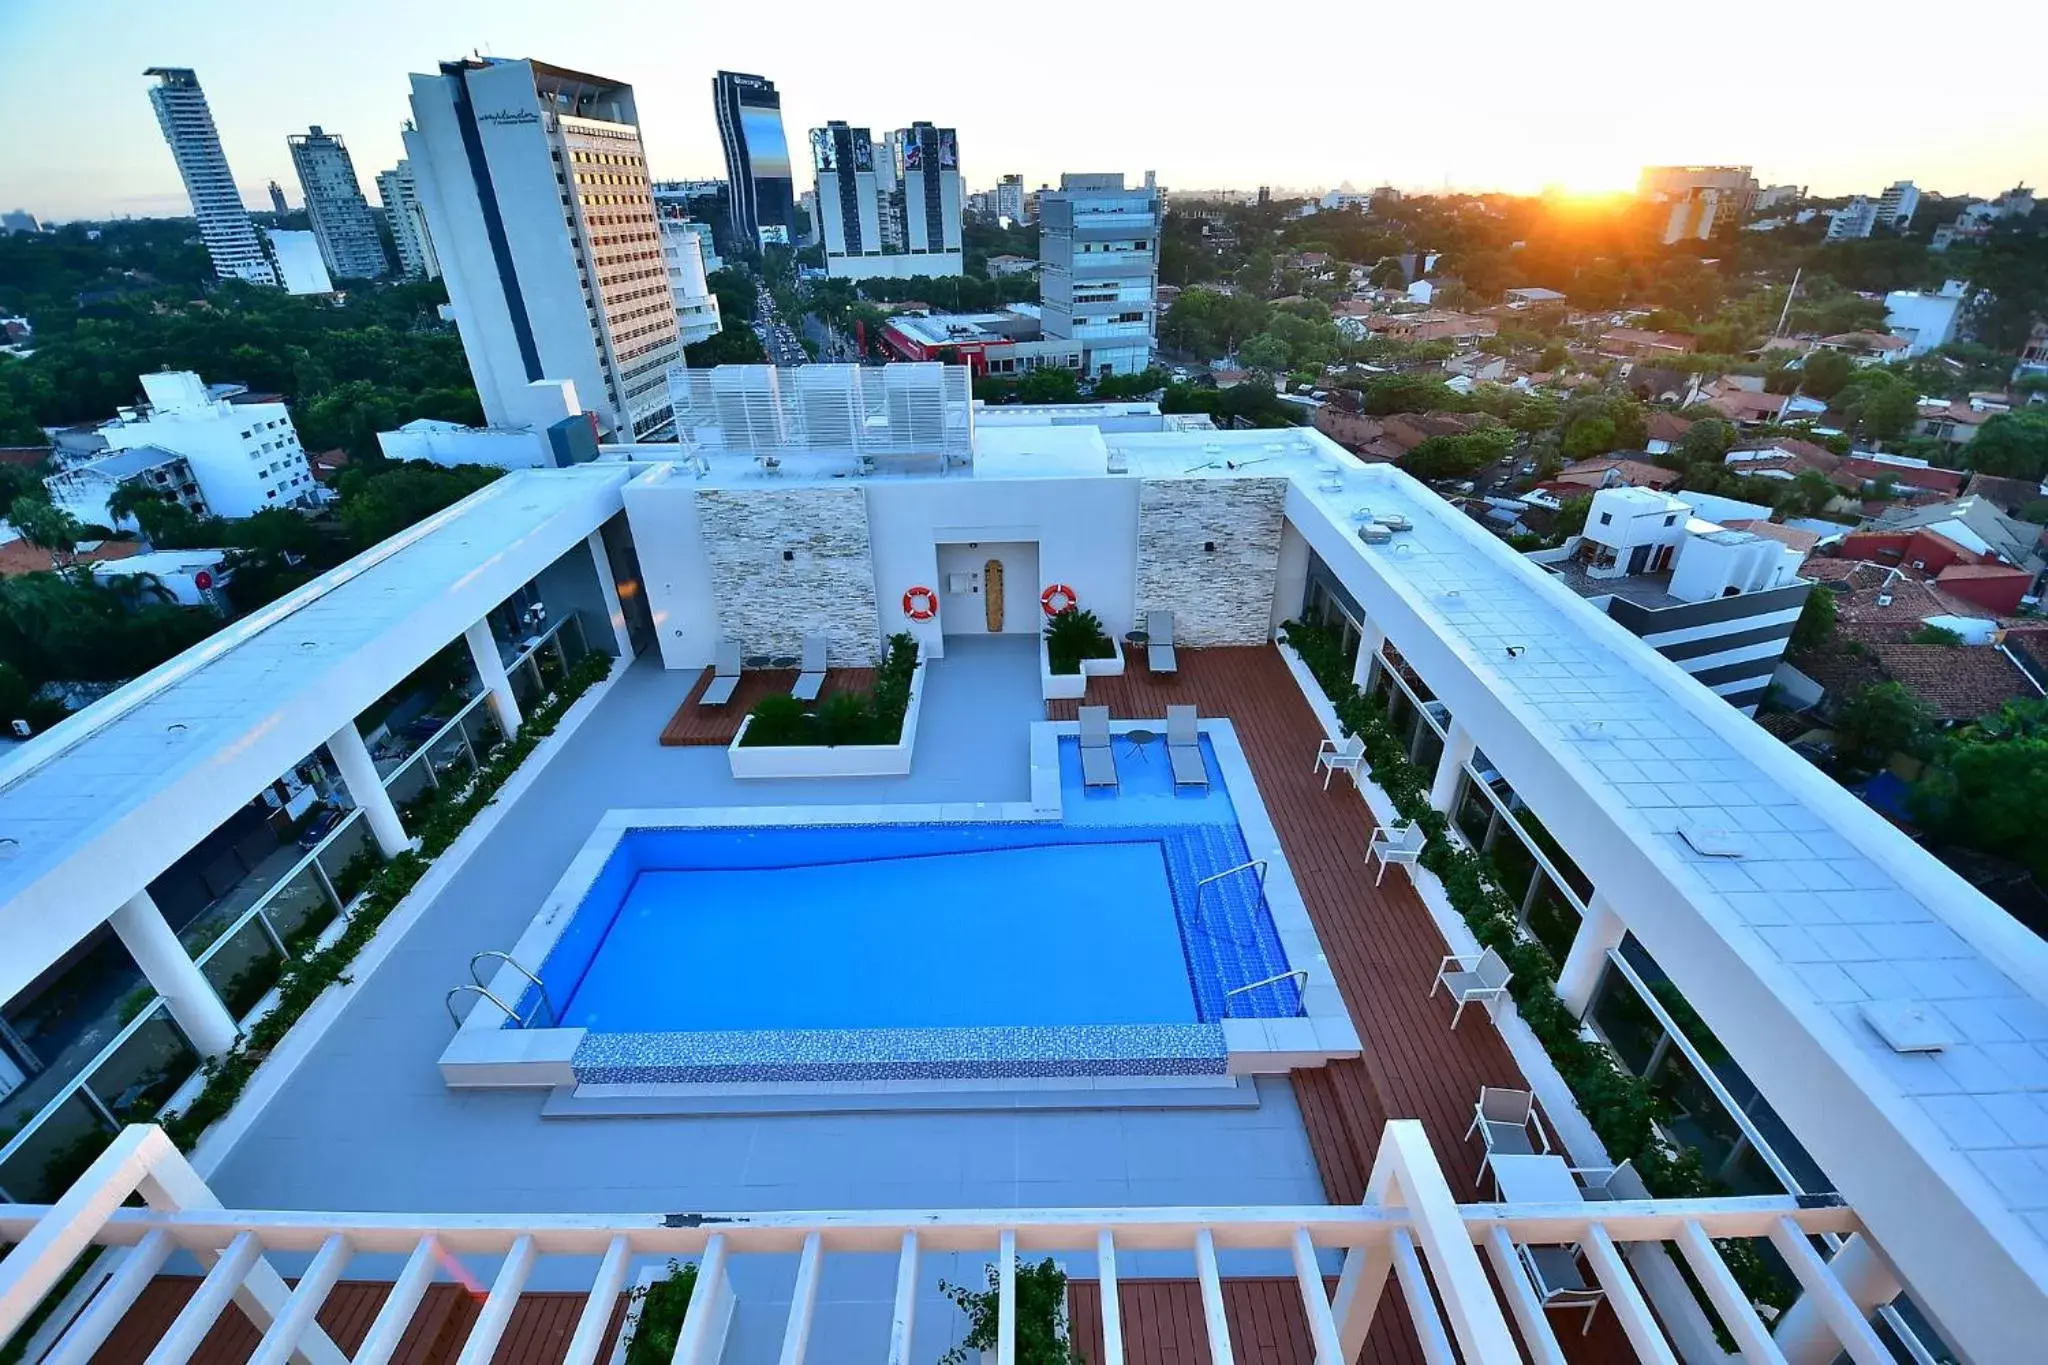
[0,537,143,578]
[1866,642,2041,722]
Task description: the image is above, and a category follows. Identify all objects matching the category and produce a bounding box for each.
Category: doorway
[984,558,1005,631]
[935,540,1039,636]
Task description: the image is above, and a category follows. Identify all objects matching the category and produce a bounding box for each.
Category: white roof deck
[0,465,633,1002]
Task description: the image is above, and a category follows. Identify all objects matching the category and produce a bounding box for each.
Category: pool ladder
[1223,968,1311,1019]
[445,951,556,1029]
[1189,858,1268,947]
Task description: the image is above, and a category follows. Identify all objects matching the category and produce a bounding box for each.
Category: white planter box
[727,651,927,779]
[1038,633,1123,700]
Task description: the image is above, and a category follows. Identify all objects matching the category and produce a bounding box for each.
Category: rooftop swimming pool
[492,733,1322,1087]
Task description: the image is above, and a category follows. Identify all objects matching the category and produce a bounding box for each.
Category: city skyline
[3,0,2041,223]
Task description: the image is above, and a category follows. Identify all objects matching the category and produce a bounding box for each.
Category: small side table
[1123,630,1151,651]
[743,654,773,670]
[1122,727,1158,761]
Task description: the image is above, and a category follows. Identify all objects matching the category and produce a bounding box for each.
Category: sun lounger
[1166,704,1207,787]
[791,635,827,701]
[699,639,742,706]
[1078,705,1119,788]
[1147,610,1178,673]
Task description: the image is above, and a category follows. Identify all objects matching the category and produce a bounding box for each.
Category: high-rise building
[406,57,683,440]
[267,181,288,216]
[810,121,962,280]
[144,67,276,285]
[375,160,440,280]
[97,369,317,515]
[711,71,794,250]
[1877,180,1921,230]
[796,188,820,247]
[264,228,334,295]
[287,126,391,281]
[654,202,723,347]
[0,210,41,235]
[1638,165,1758,243]
[1039,171,1162,376]
[997,174,1025,223]
[1827,196,1879,241]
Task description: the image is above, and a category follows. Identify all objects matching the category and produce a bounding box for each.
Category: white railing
[0,1122,1894,1365]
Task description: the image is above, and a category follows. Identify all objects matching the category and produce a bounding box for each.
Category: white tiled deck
[204,638,1323,1228]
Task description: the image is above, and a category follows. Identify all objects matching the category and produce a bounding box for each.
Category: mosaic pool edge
[571,1023,1229,1084]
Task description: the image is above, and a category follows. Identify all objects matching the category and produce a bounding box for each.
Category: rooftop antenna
[1773,267,1801,338]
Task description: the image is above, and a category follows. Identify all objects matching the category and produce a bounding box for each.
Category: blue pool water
[525,736,1300,1080]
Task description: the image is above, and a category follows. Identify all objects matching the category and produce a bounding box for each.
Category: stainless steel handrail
[1222,968,1310,1017]
[444,984,523,1029]
[469,951,556,1027]
[1192,858,1268,926]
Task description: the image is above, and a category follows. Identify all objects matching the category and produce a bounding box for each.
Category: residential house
[1832,527,2034,611]
[1961,471,2046,517]
[1702,377,1826,425]
[983,254,1038,279]
[42,444,210,530]
[1871,494,2045,573]
[1442,351,1507,383]
[1597,327,1697,360]
[0,534,144,579]
[1552,457,1682,492]
[1814,331,1909,364]
[1644,411,1695,454]
[1915,394,2009,447]
[1502,286,1566,307]
[1724,437,1842,479]
[1359,310,1496,344]
[1831,454,1967,499]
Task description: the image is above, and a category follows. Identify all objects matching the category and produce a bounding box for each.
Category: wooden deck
[657,666,876,745]
[1054,649,1637,1362]
[82,1278,627,1365]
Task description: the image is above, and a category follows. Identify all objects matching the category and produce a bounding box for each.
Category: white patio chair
[1313,735,1366,790]
[1431,946,1513,1029]
[1466,1085,1551,1182]
[1572,1159,1645,1202]
[1166,704,1206,787]
[1077,705,1118,789]
[1516,1244,1606,1337]
[699,639,742,706]
[791,635,827,702]
[1364,819,1427,885]
[1147,610,1178,673]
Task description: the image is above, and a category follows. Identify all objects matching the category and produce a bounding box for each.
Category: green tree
[1790,587,1836,651]
[1368,257,1407,289]
[1404,429,1513,482]
[1911,700,2048,878]
[1239,332,1292,373]
[1837,370,1920,442]
[683,327,767,367]
[334,462,502,551]
[1833,681,1933,777]
[1551,494,1593,541]
[1561,414,1617,460]
[8,496,82,567]
[1678,417,1735,464]
[1963,410,2048,481]
[1015,367,1082,403]
[1360,373,1464,416]
[1798,349,1856,400]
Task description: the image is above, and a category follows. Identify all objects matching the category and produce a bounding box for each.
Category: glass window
[1589,957,1664,1075]
[1524,872,1582,962]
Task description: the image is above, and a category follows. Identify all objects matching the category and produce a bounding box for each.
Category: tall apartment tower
[375,160,441,280]
[892,124,963,266]
[1637,165,1758,243]
[811,121,962,280]
[711,71,794,250]
[811,122,882,266]
[287,126,391,281]
[406,57,683,440]
[267,180,289,216]
[997,174,1025,223]
[1877,180,1921,230]
[1039,172,1163,377]
[143,67,276,286]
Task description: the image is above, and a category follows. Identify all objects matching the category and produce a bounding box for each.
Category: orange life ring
[1041,583,1077,617]
[902,586,939,621]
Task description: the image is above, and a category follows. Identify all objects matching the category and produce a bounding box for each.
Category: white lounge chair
[1432,947,1514,1029]
[1313,735,1366,790]
[791,635,827,702]
[699,639,742,706]
[1147,610,1178,673]
[1078,705,1118,788]
[1166,704,1207,788]
[1467,1085,1551,1182]
[1365,819,1427,885]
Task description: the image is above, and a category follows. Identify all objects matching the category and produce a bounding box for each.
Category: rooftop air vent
[1378,514,1413,532]
[1678,819,1748,858]
[1877,592,1893,607]
[1860,1000,1951,1054]
[1357,523,1393,545]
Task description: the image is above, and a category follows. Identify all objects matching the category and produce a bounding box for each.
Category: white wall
[934,540,1038,635]
[864,477,1139,659]
[101,396,312,518]
[379,425,550,469]
[620,465,719,671]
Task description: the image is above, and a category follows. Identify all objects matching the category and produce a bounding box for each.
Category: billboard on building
[810,127,837,172]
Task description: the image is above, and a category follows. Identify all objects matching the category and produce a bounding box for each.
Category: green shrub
[736,633,921,747]
[940,1258,1076,1365]
[743,692,809,746]
[623,1260,700,1365]
[1044,607,1113,674]
[814,689,875,745]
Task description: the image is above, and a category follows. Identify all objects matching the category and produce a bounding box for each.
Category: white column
[1772,1234,1902,1365]
[109,892,238,1058]
[1557,893,1625,1017]
[1428,721,1474,812]
[588,531,634,659]
[1351,621,1386,692]
[466,619,522,737]
[325,721,409,859]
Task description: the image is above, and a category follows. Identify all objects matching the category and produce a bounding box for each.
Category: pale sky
[3,0,2043,222]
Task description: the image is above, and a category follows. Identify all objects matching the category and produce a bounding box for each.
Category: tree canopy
[1964,410,2048,482]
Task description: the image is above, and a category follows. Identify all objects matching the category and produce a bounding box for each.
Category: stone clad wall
[695,487,881,665]
[1134,477,1288,647]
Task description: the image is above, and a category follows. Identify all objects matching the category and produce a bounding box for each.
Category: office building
[375,160,440,280]
[1877,179,1920,230]
[655,208,723,347]
[406,57,683,440]
[1039,171,1163,375]
[263,228,334,295]
[796,187,820,246]
[1638,164,1758,243]
[0,378,2033,1365]
[810,121,963,280]
[1,210,41,235]
[89,369,316,516]
[1827,196,1879,241]
[143,67,276,285]
[711,71,795,249]
[287,126,391,280]
[266,181,288,216]
[651,180,730,262]
[996,173,1025,223]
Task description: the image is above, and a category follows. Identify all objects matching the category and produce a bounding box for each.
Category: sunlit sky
[3,0,2043,223]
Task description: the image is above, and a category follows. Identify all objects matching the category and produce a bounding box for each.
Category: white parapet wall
[726,648,928,779]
